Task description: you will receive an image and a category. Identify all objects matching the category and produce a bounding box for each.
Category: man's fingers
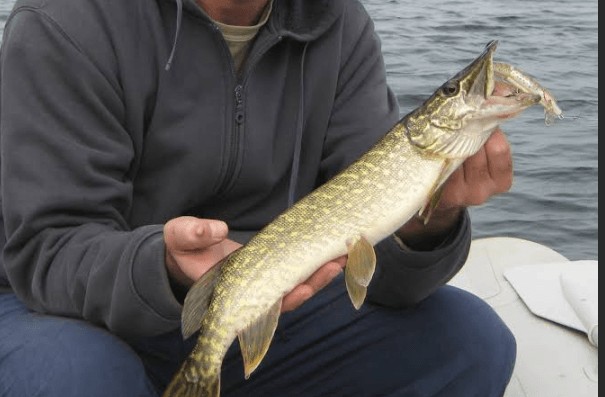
[304,260,345,293]
[457,128,513,205]
[439,167,466,208]
[281,285,314,313]
[463,145,490,186]
[164,216,229,252]
[484,129,513,191]
[438,129,513,209]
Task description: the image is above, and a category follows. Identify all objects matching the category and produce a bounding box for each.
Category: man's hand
[164,216,346,313]
[396,128,513,250]
[439,127,513,209]
[164,216,241,288]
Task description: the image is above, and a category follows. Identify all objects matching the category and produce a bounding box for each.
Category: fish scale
[163,40,560,397]
[176,131,441,395]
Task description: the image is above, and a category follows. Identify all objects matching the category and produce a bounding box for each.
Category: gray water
[0,0,598,260]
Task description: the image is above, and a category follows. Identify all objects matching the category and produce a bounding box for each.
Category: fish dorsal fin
[181,261,224,340]
[344,235,377,310]
[238,299,282,379]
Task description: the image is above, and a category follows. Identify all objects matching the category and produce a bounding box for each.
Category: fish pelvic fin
[344,235,377,310]
[238,299,282,379]
[162,361,220,397]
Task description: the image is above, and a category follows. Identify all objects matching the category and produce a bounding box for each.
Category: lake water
[0,0,598,260]
[363,0,599,261]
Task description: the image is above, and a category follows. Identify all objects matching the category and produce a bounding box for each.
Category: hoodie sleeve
[321,1,472,307]
[0,8,181,337]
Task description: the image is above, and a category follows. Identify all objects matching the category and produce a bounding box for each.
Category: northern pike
[163,40,560,397]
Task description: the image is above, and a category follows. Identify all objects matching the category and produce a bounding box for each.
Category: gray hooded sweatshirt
[0,0,471,338]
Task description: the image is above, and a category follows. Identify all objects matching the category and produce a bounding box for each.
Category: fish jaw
[480,92,542,121]
[404,40,541,159]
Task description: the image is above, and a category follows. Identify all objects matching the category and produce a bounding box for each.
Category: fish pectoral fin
[418,185,445,225]
[344,235,377,310]
[238,299,282,379]
[418,160,455,225]
[181,261,223,340]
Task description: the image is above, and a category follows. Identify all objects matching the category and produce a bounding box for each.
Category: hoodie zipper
[205,21,240,195]
[215,32,283,195]
[220,83,245,193]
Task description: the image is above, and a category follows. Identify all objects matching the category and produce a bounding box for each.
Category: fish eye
[441,81,460,96]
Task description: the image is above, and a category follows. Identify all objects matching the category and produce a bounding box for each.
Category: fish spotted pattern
[163,40,560,397]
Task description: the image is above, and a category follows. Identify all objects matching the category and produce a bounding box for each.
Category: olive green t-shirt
[210,2,273,73]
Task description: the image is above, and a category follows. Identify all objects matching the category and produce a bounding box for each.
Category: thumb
[164,216,229,252]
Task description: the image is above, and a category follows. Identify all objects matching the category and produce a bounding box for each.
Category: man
[0,0,516,396]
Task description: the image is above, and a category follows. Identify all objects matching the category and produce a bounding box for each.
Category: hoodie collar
[169,0,342,40]
[165,0,342,69]
[268,0,343,41]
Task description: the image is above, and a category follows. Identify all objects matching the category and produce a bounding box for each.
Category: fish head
[404,40,541,159]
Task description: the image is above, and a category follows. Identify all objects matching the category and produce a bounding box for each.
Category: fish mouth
[483,92,542,119]
[465,40,541,118]
[404,40,542,159]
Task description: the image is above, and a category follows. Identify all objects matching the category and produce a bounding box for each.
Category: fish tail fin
[162,361,220,397]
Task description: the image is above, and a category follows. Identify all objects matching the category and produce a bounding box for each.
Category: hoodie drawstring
[287,42,309,208]
[165,0,183,71]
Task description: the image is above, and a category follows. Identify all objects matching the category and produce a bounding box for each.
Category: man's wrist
[394,207,463,251]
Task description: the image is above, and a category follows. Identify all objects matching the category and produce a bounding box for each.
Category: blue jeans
[0,280,516,397]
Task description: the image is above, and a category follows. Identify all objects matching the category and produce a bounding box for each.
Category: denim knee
[430,286,517,397]
[217,283,516,397]
[0,294,158,397]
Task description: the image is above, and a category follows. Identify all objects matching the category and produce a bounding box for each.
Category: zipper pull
[234,85,244,124]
